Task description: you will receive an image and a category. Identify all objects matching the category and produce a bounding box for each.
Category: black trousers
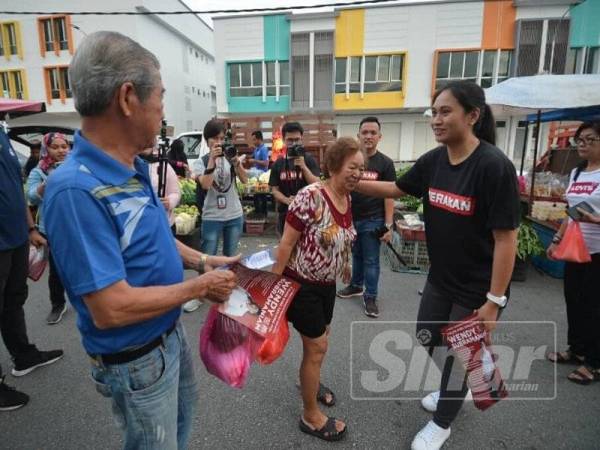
[253,194,268,218]
[47,249,66,308]
[40,233,66,308]
[277,212,287,236]
[0,242,36,377]
[564,253,600,368]
[416,282,492,429]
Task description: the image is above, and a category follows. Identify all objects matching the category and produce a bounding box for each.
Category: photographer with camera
[269,122,321,235]
[337,117,396,318]
[185,120,247,313]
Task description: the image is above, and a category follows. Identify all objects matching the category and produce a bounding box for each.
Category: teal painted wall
[570,1,600,48]
[264,15,290,61]
[228,96,290,113]
[224,16,290,113]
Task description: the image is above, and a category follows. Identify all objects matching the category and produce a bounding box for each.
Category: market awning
[485,74,600,116]
[0,98,46,116]
[525,105,600,123]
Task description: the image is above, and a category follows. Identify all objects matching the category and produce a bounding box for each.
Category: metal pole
[528,110,542,215]
[158,120,169,198]
[519,121,529,176]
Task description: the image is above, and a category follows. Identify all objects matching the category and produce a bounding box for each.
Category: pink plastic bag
[199,306,264,388]
[28,245,48,281]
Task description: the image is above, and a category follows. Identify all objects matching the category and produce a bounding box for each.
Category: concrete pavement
[1,235,599,449]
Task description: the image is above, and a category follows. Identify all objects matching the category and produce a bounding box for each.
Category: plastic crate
[530,222,565,279]
[399,227,426,241]
[245,219,266,236]
[383,231,430,274]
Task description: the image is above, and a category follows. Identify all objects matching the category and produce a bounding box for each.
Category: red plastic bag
[551,221,592,263]
[199,306,264,388]
[28,245,48,281]
[256,319,290,365]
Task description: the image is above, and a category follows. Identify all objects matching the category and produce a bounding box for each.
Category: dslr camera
[223,143,237,160]
[287,144,305,159]
[220,129,237,160]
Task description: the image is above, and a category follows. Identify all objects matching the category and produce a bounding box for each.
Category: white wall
[362,2,483,109]
[289,15,335,33]
[214,16,265,114]
[335,112,434,162]
[435,2,484,48]
[516,4,572,20]
[135,14,214,133]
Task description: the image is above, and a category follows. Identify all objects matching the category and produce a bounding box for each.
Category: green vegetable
[179,179,196,206]
[395,165,422,211]
[517,221,545,260]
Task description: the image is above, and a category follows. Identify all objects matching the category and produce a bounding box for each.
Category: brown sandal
[567,366,600,385]
[299,416,346,441]
[546,350,584,365]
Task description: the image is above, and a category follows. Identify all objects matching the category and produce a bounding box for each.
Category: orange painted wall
[481,0,516,49]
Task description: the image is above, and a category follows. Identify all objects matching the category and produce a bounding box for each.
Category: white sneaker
[411,420,451,450]
[421,390,473,413]
[183,299,201,313]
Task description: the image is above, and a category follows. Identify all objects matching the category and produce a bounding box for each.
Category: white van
[175,132,209,161]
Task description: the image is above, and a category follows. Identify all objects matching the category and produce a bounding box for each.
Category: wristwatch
[196,254,208,274]
[385,223,393,231]
[486,292,508,308]
[204,167,215,175]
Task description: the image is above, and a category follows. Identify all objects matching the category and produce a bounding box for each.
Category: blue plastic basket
[530,222,565,279]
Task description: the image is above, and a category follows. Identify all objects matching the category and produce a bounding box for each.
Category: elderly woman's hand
[205,253,241,271]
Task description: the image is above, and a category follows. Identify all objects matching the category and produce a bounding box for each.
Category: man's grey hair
[69,31,161,117]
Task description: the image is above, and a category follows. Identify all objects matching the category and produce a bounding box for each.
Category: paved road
[1,235,599,449]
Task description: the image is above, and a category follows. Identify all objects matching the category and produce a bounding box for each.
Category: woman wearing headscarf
[27,132,70,324]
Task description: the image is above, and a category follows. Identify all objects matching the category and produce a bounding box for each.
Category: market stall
[485,74,600,277]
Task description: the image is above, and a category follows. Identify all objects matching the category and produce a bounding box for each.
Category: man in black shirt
[268,122,320,235]
[337,117,396,318]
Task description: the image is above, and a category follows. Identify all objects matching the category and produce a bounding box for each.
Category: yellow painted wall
[334,92,405,110]
[335,10,364,56]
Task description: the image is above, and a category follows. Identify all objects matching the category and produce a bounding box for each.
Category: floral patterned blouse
[284,182,356,285]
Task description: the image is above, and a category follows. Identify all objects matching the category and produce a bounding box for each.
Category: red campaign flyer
[216,263,300,338]
[441,313,508,411]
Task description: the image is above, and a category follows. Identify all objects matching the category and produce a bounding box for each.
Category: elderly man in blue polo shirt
[44,31,239,449]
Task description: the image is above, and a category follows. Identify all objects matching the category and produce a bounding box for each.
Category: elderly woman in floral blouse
[272,137,365,442]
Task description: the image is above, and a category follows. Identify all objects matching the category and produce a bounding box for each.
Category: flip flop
[299,416,346,442]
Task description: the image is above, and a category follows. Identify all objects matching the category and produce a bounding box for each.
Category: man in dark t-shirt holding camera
[269,122,321,235]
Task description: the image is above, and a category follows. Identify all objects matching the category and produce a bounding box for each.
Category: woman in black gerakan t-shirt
[356,80,520,450]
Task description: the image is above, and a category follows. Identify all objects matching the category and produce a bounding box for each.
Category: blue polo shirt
[252,143,269,173]
[44,131,183,355]
[0,129,28,251]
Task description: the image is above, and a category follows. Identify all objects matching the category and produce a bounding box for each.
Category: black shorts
[286,279,336,339]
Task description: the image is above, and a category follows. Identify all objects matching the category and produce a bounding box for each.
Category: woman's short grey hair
[69,31,161,117]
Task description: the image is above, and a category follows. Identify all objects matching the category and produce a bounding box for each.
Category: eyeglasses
[575,136,600,146]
